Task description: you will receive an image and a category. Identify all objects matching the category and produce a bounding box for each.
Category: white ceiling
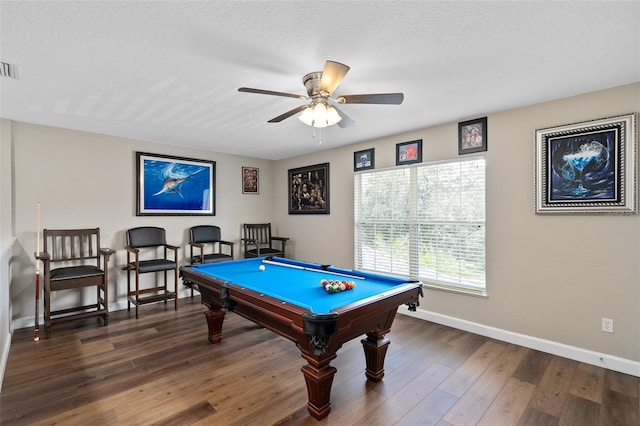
[1,1,639,160]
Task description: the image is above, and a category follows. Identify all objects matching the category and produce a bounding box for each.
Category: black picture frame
[354,148,375,171]
[396,139,422,165]
[459,117,488,155]
[136,151,215,216]
[535,113,637,214]
[242,166,259,194]
[288,162,330,214]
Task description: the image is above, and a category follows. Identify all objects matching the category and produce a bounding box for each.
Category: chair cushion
[50,265,104,281]
[130,259,176,273]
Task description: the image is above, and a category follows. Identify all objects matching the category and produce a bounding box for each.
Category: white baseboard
[10,297,639,378]
[399,306,640,377]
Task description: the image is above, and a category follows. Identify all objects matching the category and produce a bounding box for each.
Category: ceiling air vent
[0,62,18,79]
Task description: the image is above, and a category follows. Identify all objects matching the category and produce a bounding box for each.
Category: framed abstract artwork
[459,117,488,155]
[288,162,329,214]
[136,152,215,216]
[535,113,637,214]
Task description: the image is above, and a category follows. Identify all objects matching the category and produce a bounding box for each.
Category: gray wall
[2,83,639,378]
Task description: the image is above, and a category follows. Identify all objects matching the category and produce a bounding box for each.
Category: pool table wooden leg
[361,330,391,382]
[301,356,337,420]
[203,306,225,344]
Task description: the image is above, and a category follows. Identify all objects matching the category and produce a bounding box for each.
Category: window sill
[421,281,488,298]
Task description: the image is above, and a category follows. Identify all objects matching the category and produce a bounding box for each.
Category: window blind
[354,156,486,293]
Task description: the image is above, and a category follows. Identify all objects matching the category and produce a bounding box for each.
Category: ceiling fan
[238,60,404,128]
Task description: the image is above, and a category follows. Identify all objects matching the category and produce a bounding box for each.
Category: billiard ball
[259,265,265,271]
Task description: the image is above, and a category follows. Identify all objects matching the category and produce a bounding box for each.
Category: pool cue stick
[34,202,40,342]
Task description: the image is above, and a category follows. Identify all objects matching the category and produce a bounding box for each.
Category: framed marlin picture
[136,152,216,216]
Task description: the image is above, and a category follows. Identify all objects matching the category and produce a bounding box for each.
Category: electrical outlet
[602,318,614,333]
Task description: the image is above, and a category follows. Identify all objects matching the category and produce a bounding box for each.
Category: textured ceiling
[1,1,639,160]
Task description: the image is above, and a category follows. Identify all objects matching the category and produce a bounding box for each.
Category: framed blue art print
[136,152,215,216]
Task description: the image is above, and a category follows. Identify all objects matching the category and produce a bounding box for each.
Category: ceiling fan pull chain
[311,126,322,144]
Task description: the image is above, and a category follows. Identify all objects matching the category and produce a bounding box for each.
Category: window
[354,156,485,294]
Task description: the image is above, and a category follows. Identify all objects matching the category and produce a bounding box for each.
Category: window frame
[354,155,486,296]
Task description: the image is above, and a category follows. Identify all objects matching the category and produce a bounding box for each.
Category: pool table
[180,257,422,420]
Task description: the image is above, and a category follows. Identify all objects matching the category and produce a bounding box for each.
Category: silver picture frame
[535,113,637,214]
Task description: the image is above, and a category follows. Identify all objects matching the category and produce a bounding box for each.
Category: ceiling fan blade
[333,106,355,128]
[319,60,350,96]
[238,87,306,100]
[336,93,404,105]
[267,104,308,123]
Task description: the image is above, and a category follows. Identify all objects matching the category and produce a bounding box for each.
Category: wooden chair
[35,228,114,338]
[125,226,179,318]
[185,225,234,296]
[242,223,289,258]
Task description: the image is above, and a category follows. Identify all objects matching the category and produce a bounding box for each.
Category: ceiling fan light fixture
[312,102,328,128]
[326,106,342,126]
[299,106,314,126]
[298,102,341,128]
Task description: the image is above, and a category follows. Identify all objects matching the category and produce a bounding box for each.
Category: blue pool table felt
[190,257,411,313]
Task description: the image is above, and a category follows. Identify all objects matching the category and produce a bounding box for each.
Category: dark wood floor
[1,296,638,425]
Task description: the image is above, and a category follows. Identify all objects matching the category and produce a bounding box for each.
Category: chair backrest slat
[244,223,272,247]
[43,228,101,266]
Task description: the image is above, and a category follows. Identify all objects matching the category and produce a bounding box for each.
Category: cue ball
[259,265,265,271]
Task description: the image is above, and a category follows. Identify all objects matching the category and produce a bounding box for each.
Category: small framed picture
[242,166,259,194]
[459,117,487,155]
[396,140,422,165]
[354,148,375,171]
